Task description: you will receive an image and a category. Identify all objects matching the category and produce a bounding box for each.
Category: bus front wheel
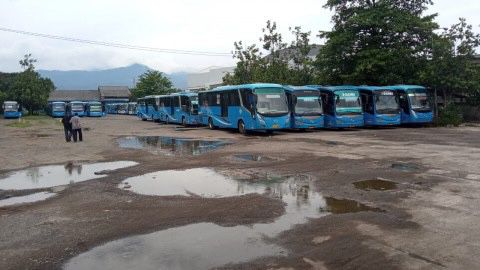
[238,120,247,135]
[208,118,216,130]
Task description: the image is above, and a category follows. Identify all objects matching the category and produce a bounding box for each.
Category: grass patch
[6,119,32,128]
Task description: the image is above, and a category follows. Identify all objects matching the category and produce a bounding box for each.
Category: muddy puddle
[117,136,229,156]
[65,169,382,270]
[233,154,273,162]
[391,162,419,172]
[353,179,398,191]
[0,191,56,207]
[0,161,137,190]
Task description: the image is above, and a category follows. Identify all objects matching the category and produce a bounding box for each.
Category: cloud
[0,0,477,72]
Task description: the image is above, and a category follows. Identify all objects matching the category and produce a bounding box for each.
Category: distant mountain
[38,64,188,90]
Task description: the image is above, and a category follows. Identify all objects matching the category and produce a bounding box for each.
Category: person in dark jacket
[61,111,73,142]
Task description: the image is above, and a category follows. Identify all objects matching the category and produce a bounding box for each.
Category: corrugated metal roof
[98,85,131,98]
[48,90,100,102]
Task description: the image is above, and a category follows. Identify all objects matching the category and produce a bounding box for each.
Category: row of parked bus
[136,84,433,134]
[46,101,138,117]
[47,101,104,117]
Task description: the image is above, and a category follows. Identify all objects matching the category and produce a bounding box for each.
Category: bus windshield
[335,91,362,115]
[295,95,322,116]
[52,103,65,111]
[254,88,289,115]
[71,103,84,112]
[408,89,431,112]
[375,91,399,114]
[89,105,102,112]
[4,102,18,112]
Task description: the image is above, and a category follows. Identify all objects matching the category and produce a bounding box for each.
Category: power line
[0,26,232,57]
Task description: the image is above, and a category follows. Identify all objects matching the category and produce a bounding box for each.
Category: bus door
[221,93,228,118]
[398,91,410,115]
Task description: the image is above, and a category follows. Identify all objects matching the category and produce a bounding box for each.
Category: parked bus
[47,101,65,118]
[105,103,117,114]
[198,83,290,134]
[86,101,103,117]
[285,86,324,129]
[140,95,161,121]
[387,85,433,124]
[2,101,22,119]
[117,103,128,115]
[308,85,364,128]
[137,98,148,120]
[70,101,86,117]
[158,92,199,126]
[358,86,401,126]
[127,102,137,115]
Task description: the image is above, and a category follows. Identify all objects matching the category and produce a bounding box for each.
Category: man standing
[70,113,83,142]
[61,111,72,142]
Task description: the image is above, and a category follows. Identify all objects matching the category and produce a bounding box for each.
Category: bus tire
[182,117,187,127]
[208,118,216,130]
[238,120,247,135]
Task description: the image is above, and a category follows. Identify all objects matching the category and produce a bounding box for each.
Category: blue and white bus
[2,101,22,119]
[158,92,199,126]
[137,98,148,120]
[387,85,433,124]
[285,86,324,129]
[70,101,86,117]
[309,86,364,128]
[47,101,65,118]
[139,95,161,121]
[128,102,137,115]
[86,101,103,117]
[358,86,401,126]
[117,103,128,115]
[198,83,290,134]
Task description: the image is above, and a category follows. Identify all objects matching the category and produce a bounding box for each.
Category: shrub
[437,104,463,127]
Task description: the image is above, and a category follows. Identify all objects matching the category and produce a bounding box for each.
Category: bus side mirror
[335,96,340,104]
[292,95,298,104]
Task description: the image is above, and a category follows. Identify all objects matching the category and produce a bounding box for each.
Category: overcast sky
[0,0,478,73]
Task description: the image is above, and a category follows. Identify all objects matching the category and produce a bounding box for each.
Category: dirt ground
[1,115,480,270]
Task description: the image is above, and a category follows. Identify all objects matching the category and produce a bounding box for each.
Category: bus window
[240,88,255,114]
[375,91,399,114]
[254,88,288,116]
[294,95,322,116]
[408,90,431,112]
[335,91,362,115]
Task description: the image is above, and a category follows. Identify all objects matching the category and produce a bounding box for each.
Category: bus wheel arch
[238,120,247,135]
[208,118,216,130]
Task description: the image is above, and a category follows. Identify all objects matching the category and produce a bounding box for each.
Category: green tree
[224,20,311,85]
[315,0,438,85]
[131,70,175,100]
[10,54,54,114]
[420,18,480,106]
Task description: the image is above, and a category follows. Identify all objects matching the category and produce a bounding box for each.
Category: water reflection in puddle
[117,136,229,156]
[353,179,398,191]
[65,169,382,270]
[0,161,137,190]
[391,163,419,172]
[0,192,56,207]
[233,154,271,162]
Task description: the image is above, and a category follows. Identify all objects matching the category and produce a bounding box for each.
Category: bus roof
[170,92,198,97]
[284,86,319,92]
[357,85,396,92]
[4,101,18,104]
[309,85,359,92]
[385,85,426,91]
[204,83,284,93]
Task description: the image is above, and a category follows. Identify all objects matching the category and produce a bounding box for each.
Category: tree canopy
[131,70,175,100]
[0,54,54,114]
